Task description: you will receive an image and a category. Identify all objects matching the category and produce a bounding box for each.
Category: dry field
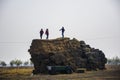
[0,65,120,80]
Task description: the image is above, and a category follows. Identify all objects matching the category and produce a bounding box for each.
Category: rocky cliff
[28,37,107,74]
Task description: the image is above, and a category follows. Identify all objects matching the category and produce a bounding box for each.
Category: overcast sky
[0,0,120,63]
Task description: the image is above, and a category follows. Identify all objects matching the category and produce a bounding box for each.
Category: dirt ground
[0,65,120,80]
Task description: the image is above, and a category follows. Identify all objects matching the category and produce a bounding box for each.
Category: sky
[0,0,120,64]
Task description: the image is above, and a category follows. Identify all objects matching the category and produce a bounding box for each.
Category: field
[0,65,120,80]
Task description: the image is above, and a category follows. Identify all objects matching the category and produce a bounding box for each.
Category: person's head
[41,28,43,31]
[62,27,64,29]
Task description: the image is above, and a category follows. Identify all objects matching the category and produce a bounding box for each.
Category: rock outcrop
[28,37,107,74]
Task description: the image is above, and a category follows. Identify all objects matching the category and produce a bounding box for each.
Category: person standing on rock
[45,28,49,39]
[40,29,44,39]
[59,27,65,38]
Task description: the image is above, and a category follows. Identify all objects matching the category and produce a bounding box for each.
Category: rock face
[28,38,107,74]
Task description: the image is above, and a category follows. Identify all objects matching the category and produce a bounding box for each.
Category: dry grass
[106,65,120,70]
[0,65,120,80]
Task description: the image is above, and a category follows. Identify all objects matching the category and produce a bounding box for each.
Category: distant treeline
[107,56,120,65]
[0,59,33,67]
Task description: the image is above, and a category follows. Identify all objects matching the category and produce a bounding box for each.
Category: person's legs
[40,34,42,39]
[46,35,48,39]
[62,32,64,38]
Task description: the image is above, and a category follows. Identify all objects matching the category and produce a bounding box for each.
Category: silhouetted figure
[45,28,49,39]
[40,29,44,39]
[59,27,65,38]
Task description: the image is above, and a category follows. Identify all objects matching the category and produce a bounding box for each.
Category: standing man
[45,28,49,39]
[40,29,44,39]
[59,27,65,38]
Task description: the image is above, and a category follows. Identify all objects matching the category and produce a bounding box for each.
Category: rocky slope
[28,37,107,74]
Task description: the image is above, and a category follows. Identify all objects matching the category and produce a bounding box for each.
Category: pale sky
[0,0,120,63]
